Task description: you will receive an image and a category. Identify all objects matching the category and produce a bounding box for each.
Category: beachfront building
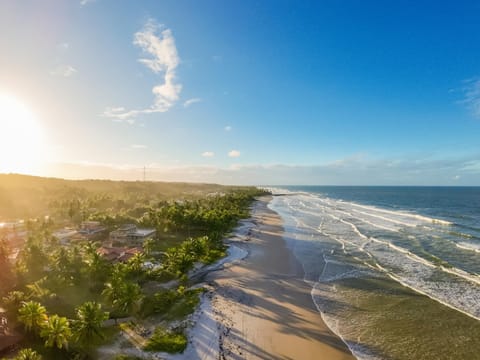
[109,224,156,245]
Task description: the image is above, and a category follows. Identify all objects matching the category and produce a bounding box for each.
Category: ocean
[268,186,480,360]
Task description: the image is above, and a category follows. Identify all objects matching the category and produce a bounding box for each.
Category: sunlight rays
[0,93,46,174]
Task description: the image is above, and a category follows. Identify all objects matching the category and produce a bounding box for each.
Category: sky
[0,0,480,185]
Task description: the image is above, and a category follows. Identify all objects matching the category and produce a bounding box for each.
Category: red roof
[97,246,142,262]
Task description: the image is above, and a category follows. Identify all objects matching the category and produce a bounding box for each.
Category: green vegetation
[13,348,43,360]
[0,175,268,358]
[143,326,187,353]
[140,287,202,320]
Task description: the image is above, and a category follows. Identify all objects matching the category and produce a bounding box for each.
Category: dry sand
[197,197,355,360]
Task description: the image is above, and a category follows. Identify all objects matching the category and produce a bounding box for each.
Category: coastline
[175,196,355,360]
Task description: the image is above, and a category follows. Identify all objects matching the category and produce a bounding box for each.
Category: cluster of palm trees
[16,300,108,354]
[1,188,269,357]
[137,189,267,237]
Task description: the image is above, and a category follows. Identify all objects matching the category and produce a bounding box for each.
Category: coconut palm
[40,314,71,349]
[17,301,47,333]
[72,301,109,346]
[116,282,143,315]
[14,348,42,360]
[126,252,145,275]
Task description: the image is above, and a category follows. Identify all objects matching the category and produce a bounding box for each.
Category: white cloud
[461,78,480,117]
[50,65,77,77]
[202,151,215,157]
[183,98,202,108]
[104,19,181,120]
[131,144,147,149]
[228,150,241,158]
[224,125,232,131]
[80,0,95,6]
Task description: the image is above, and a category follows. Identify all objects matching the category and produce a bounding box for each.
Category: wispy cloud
[202,151,215,157]
[131,144,147,149]
[228,150,241,158]
[184,98,202,108]
[461,78,480,117]
[50,64,77,77]
[80,0,95,6]
[104,19,181,120]
[224,125,232,131]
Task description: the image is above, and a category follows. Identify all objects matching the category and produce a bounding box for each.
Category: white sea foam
[271,192,480,323]
[456,242,480,253]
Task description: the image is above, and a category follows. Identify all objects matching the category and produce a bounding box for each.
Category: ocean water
[268,186,480,360]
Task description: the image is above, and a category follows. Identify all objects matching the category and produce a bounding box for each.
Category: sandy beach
[177,196,355,360]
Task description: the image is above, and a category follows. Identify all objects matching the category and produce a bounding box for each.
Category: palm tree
[84,242,110,286]
[126,252,145,275]
[103,277,143,316]
[18,301,47,333]
[116,282,143,315]
[73,301,109,346]
[40,314,71,349]
[14,348,42,360]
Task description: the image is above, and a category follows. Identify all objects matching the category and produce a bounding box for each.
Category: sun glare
[0,93,46,174]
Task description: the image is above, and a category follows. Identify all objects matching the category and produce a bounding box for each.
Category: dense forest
[0,174,245,221]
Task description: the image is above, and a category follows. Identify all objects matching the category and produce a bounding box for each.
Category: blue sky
[1,0,480,185]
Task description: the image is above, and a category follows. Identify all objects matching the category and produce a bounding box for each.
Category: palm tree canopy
[40,314,71,349]
[73,301,109,344]
[14,348,43,360]
[17,301,47,333]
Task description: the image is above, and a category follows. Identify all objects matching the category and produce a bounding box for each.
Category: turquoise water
[269,187,480,360]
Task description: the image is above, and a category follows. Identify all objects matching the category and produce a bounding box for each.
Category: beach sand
[181,197,355,360]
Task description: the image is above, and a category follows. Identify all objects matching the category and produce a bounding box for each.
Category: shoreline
[175,196,355,360]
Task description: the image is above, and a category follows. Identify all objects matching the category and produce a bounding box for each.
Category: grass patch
[143,326,187,353]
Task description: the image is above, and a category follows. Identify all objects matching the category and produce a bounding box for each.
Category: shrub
[143,326,187,353]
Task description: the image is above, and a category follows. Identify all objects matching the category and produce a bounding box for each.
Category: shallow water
[268,187,480,360]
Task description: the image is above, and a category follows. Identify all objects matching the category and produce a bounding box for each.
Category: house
[97,246,143,263]
[78,221,106,240]
[109,224,156,245]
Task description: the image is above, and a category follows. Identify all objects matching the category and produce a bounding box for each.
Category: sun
[0,93,46,174]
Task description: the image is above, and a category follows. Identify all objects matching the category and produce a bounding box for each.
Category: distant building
[0,221,25,232]
[53,228,79,245]
[109,224,156,245]
[78,221,106,240]
[97,246,143,263]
